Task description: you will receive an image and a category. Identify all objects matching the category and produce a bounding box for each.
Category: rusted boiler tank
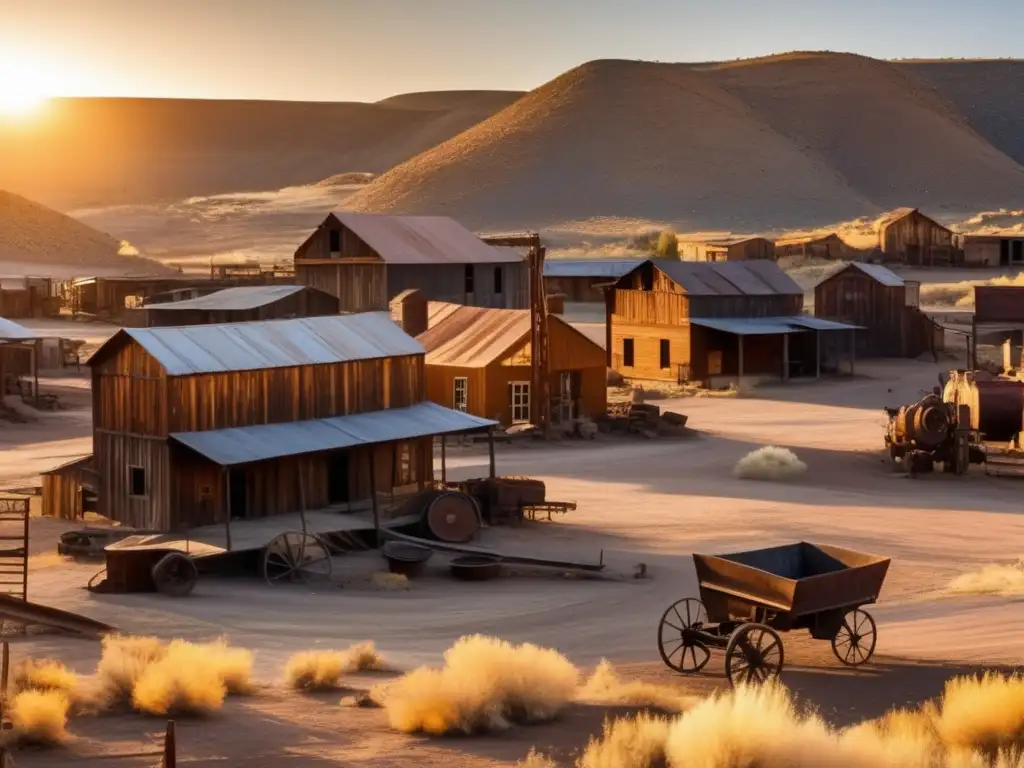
[943,371,1024,445]
[884,393,968,474]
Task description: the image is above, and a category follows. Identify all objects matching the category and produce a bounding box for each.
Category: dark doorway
[228,470,247,519]
[328,452,350,504]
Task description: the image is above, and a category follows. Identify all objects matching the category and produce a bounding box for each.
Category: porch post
[297,466,307,534]
[369,449,380,548]
[850,330,856,376]
[222,466,232,552]
[815,331,821,379]
[782,333,790,382]
[737,335,745,383]
[488,428,496,479]
[440,435,447,484]
[31,342,39,409]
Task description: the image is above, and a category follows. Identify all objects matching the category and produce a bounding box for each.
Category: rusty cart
[657,542,890,686]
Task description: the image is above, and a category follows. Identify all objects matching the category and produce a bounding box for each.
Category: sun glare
[0,53,51,118]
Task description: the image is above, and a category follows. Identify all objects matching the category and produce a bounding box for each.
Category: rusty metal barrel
[423,491,480,543]
[944,371,1024,442]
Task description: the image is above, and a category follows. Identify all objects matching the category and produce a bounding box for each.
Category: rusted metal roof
[330,212,523,265]
[419,306,531,367]
[648,260,802,297]
[171,401,496,466]
[543,259,641,279]
[427,301,463,327]
[0,317,36,340]
[143,285,306,312]
[89,312,422,376]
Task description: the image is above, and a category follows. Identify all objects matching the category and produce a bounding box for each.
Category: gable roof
[418,306,601,368]
[320,212,524,265]
[88,312,422,376]
[143,285,310,312]
[543,259,641,279]
[818,262,904,288]
[774,232,843,247]
[876,207,951,235]
[625,259,802,296]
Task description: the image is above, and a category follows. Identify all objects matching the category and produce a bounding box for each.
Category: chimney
[390,289,428,338]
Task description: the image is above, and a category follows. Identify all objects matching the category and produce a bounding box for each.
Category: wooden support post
[297,468,307,534]
[488,428,496,479]
[440,435,447,485]
[737,335,745,384]
[163,720,176,768]
[1,641,9,719]
[782,333,790,382]
[369,450,380,548]
[31,343,38,410]
[850,330,856,376]
[815,331,821,379]
[222,467,232,552]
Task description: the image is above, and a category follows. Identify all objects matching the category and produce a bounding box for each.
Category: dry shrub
[95,634,167,705]
[733,445,807,481]
[949,560,1024,597]
[375,634,580,734]
[285,641,388,692]
[372,572,410,590]
[934,674,1024,756]
[14,658,79,697]
[577,660,693,713]
[579,713,671,768]
[518,748,558,768]
[10,689,71,746]
[131,638,253,716]
[920,273,1024,310]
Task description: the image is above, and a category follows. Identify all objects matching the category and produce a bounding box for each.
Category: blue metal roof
[543,259,641,279]
[690,317,807,336]
[144,285,306,312]
[786,316,865,331]
[170,401,496,466]
[90,312,423,376]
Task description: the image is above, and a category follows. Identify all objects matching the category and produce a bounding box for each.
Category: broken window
[129,466,146,497]
[660,339,670,369]
[623,338,635,367]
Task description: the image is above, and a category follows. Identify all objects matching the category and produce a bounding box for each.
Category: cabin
[678,237,775,263]
[84,313,492,531]
[607,260,859,387]
[0,276,60,318]
[542,260,640,303]
[135,285,340,328]
[876,208,958,266]
[293,212,529,312]
[418,305,607,428]
[813,262,940,359]
[958,234,1024,268]
[972,286,1024,370]
[42,456,99,520]
[774,233,846,261]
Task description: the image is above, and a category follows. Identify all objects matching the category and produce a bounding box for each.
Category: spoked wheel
[725,623,784,687]
[262,531,333,586]
[151,552,199,598]
[831,608,877,666]
[657,598,711,674]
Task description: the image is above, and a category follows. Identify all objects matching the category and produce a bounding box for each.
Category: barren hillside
[347,59,875,232]
[0,190,170,275]
[0,93,520,209]
[348,54,1024,233]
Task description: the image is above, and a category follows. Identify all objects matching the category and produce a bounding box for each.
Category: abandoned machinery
[884,392,976,475]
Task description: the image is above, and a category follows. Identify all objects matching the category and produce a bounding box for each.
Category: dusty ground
[1,356,1022,765]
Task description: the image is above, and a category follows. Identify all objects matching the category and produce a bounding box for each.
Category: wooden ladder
[0,497,29,603]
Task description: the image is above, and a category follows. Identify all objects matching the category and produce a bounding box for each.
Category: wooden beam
[738,335,745,382]
[31,343,38,410]
[297,467,307,535]
[440,435,447,484]
[222,466,233,552]
[782,333,790,382]
[488,429,496,479]
[815,331,821,379]
[369,450,380,548]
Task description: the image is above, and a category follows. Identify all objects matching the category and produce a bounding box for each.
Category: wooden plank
[383,529,605,572]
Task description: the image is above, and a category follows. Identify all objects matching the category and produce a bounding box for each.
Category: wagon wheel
[831,608,877,666]
[725,623,784,687]
[657,598,711,674]
[151,552,199,598]
[262,531,332,586]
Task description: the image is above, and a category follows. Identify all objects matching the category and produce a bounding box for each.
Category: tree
[654,229,678,259]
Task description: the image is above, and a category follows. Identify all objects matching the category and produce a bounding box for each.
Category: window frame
[128,465,147,498]
[493,266,503,294]
[453,376,468,412]
[510,381,531,424]
[623,338,635,367]
[659,339,671,370]
[464,264,475,294]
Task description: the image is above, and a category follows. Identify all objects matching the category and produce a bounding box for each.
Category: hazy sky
[2,0,1020,102]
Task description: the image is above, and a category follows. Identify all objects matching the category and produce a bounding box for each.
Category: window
[493,266,503,294]
[623,338,635,367]
[464,264,475,294]
[453,377,468,412]
[128,466,146,497]
[329,229,340,254]
[640,268,654,291]
[510,382,531,424]
[660,339,671,370]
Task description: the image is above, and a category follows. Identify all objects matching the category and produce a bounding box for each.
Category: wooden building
[774,233,846,261]
[42,456,98,520]
[678,237,775,263]
[0,277,59,318]
[958,234,1024,268]
[542,260,640,303]
[294,212,529,313]
[971,286,1024,370]
[813,262,940,359]
[607,260,859,386]
[136,285,340,328]
[418,304,607,427]
[877,208,958,266]
[84,313,492,531]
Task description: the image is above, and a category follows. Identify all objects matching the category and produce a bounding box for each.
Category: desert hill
[0,92,520,210]
[0,190,171,275]
[347,53,1024,234]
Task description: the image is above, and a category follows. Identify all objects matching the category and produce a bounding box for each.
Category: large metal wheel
[657,598,711,674]
[261,531,332,586]
[831,608,877,666]
[725,623,784,687]
[151,552,199,598]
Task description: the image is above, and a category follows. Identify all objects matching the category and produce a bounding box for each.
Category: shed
[0,316,41,409]
[958,234,1024,268]
[876,208,958,266]
[972,286,1024,370]
[542,259,640,302]
[607,260,859,386]
[774,233,846,261]
[138,285,340,327]
[419,305,607,427]
[42,455,98,520]
[0,276,59,318]
[813,262,940,358]
[86,312,492,531]
[678,237,775,263]
[294,212,529,312]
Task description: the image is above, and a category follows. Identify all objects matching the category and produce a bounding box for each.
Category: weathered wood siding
[295,262,388,312]
[94,431,171,530]
[879,211,957,266]
[387,262,529,309]
[688,295,802,318]
[41,458,97,520]
[610,321,692,383]
[143,288,341,327]
[690,327,785,380]
[424,366,488,418]
[543,276,606,303]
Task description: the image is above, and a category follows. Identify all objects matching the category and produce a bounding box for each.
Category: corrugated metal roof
[543,259,641,279]
[0,317,36,340]
[690,317,806,335]
[143,285,306,312]
[171,401,496,466]
[419,306,531,367]
[330,212,524,265]
[849,262,904,287]
[648,260,802,297]
[89,313,422,376]
[427,301,463,328]
[786,316,865,331]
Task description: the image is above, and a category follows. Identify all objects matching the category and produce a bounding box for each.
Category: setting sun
[0,52,51,117]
